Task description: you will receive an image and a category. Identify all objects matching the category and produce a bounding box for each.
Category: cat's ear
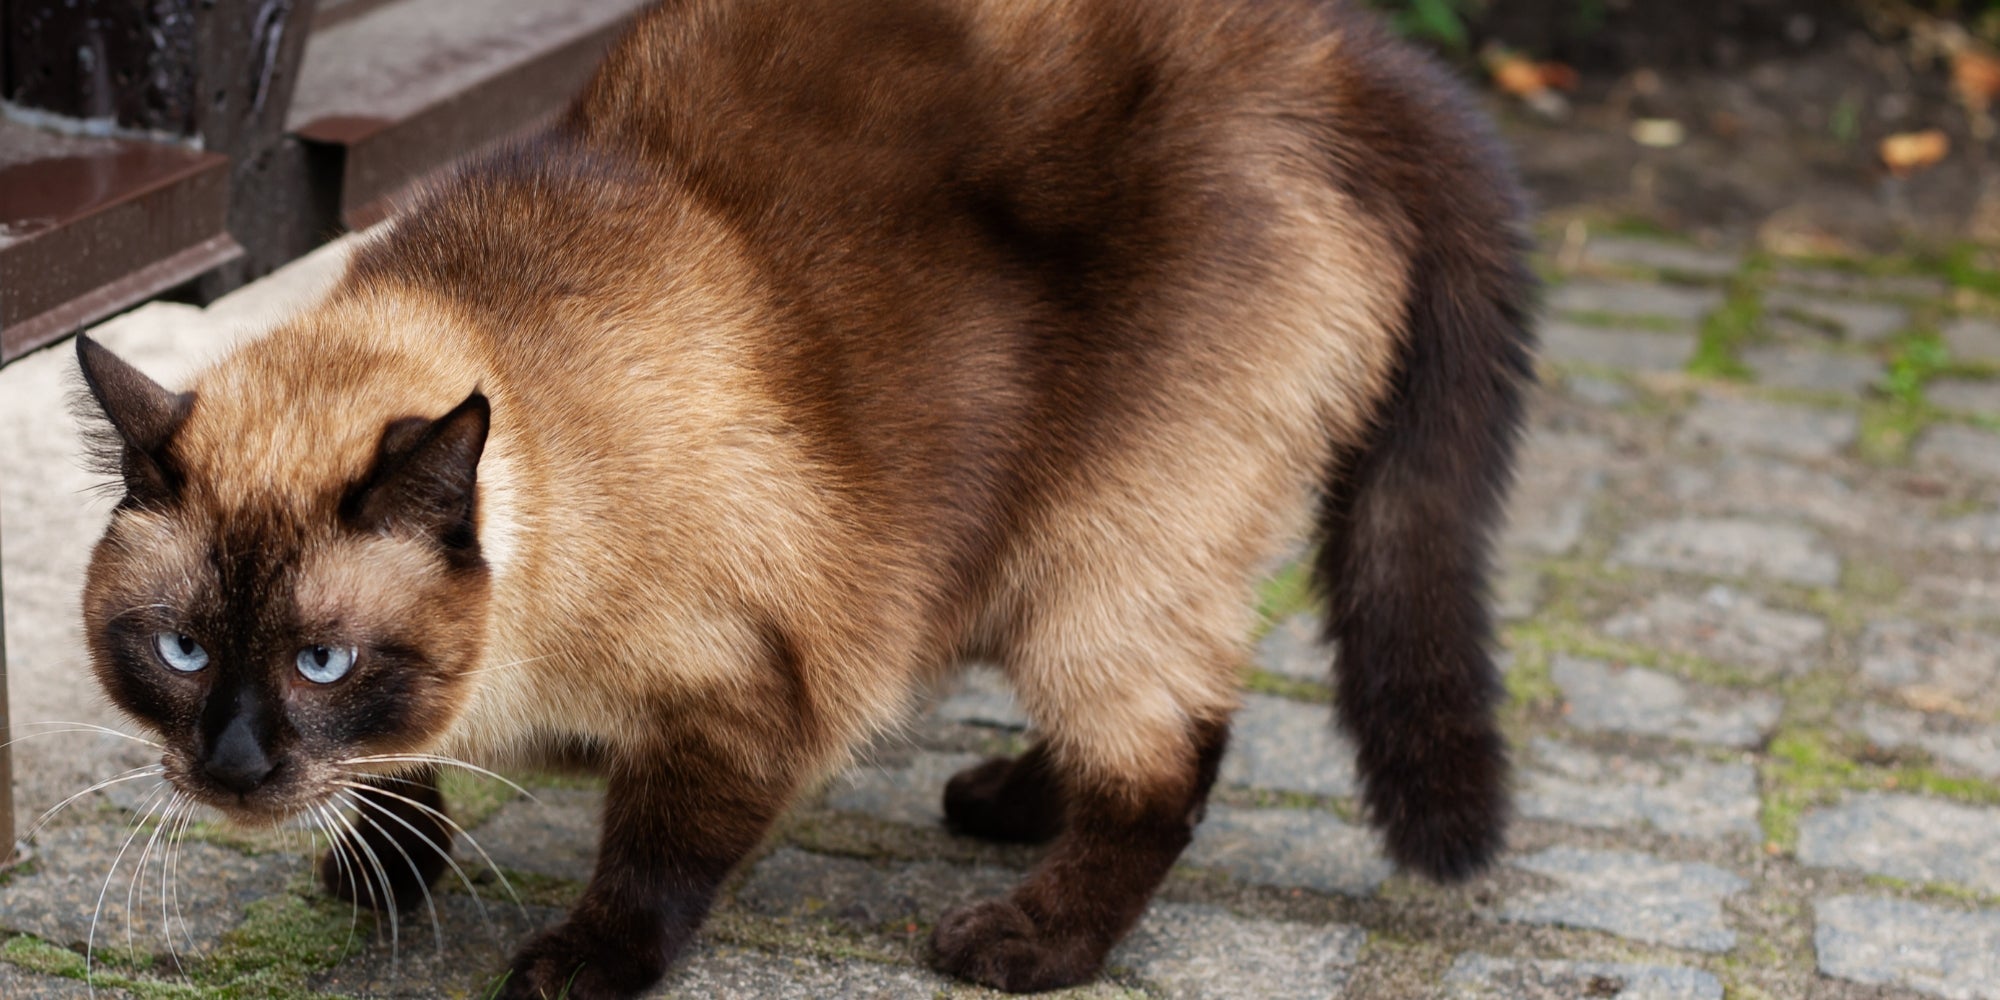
[343,391,490,553]
[74,332,195,504]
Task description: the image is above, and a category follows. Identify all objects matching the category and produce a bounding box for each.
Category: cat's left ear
[343,391,490,554]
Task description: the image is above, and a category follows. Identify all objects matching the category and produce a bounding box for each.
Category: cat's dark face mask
[73,334,492,825]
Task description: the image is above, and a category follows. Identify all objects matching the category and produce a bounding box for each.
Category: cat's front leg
[493,739,791,1000]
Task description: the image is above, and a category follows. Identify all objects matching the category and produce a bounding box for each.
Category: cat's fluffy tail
[1310,136,1537,881]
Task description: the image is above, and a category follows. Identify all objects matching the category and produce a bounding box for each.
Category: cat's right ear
[342,392,490,556]
[74,332,195,504]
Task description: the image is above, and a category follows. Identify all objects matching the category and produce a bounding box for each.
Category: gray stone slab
[734,847,1016,932]
[1861,703,2000,780]
[1913,575,2000,622]
[0,823,292,959]
[1219,694,1355,798]
[1741,344,1884,394]
[475,787,602,884]
[1861,621,2000,716]
[1764,289,1910,343]
[1665,457,1874,533]
[1566,374,1634,407]
[1946,316,2000,365]
[1599,585,1827,678]
[312,895,566,998]
[1110,902,1363,1000]
[1495,562,1544,622]
[1518,738,1760,841]
[826,752,985,828]
[1770,267,1948,303]
[1932,511,2000,554]
[1500,846,1744,952]
[1256,613,1329,683]
[1185,806,1392,897]
[649,947,953,999]
[1611,517,1840,587]
[1581,237,1742,279]
[1918,424,2000,480]
[933,666,1029,730]
[1443,954,1724,1000]
[1931,378,2000,415]
[1551,281,1723,323]
[1815,895,2000,1000]
[1551,655,1781,749]
[1676,395,1857,460]
[1800,793,2000,893]
[1504,430,1611,556]
[1540,320,1698,373]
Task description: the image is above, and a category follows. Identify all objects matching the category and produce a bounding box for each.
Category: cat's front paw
[492,920,666,1000]
[930,898,1102,993]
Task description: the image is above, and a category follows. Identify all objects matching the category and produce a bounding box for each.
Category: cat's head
[73,332,493,825]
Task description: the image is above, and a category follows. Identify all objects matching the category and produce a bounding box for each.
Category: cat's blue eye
[153,632,209,673]
[296,645,357,684]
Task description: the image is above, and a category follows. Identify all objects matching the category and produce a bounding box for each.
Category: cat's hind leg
[942,740,1067,844]
[318,766,453,913]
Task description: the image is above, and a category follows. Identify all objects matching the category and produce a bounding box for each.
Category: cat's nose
[204,715,276,793]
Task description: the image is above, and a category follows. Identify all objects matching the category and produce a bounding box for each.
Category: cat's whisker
[87,781,169,989]
[309,801,366,959]
[345,798,447,961]
[331,775,526,919]
[332,790,403,968]
[2,720,161,751]
[343,781,502,943]
[335,754,538,804]
[455,653,563,677]
[123,791,177,958]
[25,764,166,845]
[164,804,200,969]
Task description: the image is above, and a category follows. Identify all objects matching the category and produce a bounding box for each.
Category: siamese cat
[74,0,1533,994]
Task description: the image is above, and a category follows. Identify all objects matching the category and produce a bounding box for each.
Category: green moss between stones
[1760,727,2000,853]
[1241,669,1331,704]
[1855,400,1932,464]
[1687,287,1761,381]
[1254,559,1316,635]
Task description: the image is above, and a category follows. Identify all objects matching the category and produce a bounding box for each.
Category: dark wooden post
[5,0,322,292]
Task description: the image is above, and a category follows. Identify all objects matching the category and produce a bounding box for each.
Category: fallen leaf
[1631,118,1686,148]
[1880,129,1951,177]
[1953,47,2000,112]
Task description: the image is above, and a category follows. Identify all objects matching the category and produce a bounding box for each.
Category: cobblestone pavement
[5,230,2000,998]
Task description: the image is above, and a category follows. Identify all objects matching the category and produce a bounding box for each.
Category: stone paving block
[1930,378,2000,415]
[1861,620,2000,715]
[1816,895,2000,1000]
[650,946,955,999]
[1800,793,2000,894]
[1219,694,1355,798]
[1676,394,1857,460]
[1770,267,1947,303]
[734,847,1016,932]
[1518,738,1760,841]
[1443,954,1724,1000]
[1552,655,1781,748]
[1599,585,1826,678]
[0,966,129,999]
[0,823,292,959]
[1565,373,1634,407]
[1495,562,1544,622]
[1499,846,1744,953]
[1541,320,1698,373]
[1912,575,2000,622]
[1861,703,2000,780]
[312,895,565,998]
[1945,316,2000,365]
[826,752,986,829]
[1551,280,1724,322]
[1665,457,1874,533]
[1581,236,1742,279]
[1184,806,1392,896]
[1932,511,2000,554]
[1764,289,1910,343]
[1740,344,1884,394]
[933,666,1030,730]
[1256,612,1329,683]
[1611,517,1840,587]
[1918,424,2000,480]
[476,786,603,884]
[1110,902,1364,1000]
[1503,430,1611,555]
